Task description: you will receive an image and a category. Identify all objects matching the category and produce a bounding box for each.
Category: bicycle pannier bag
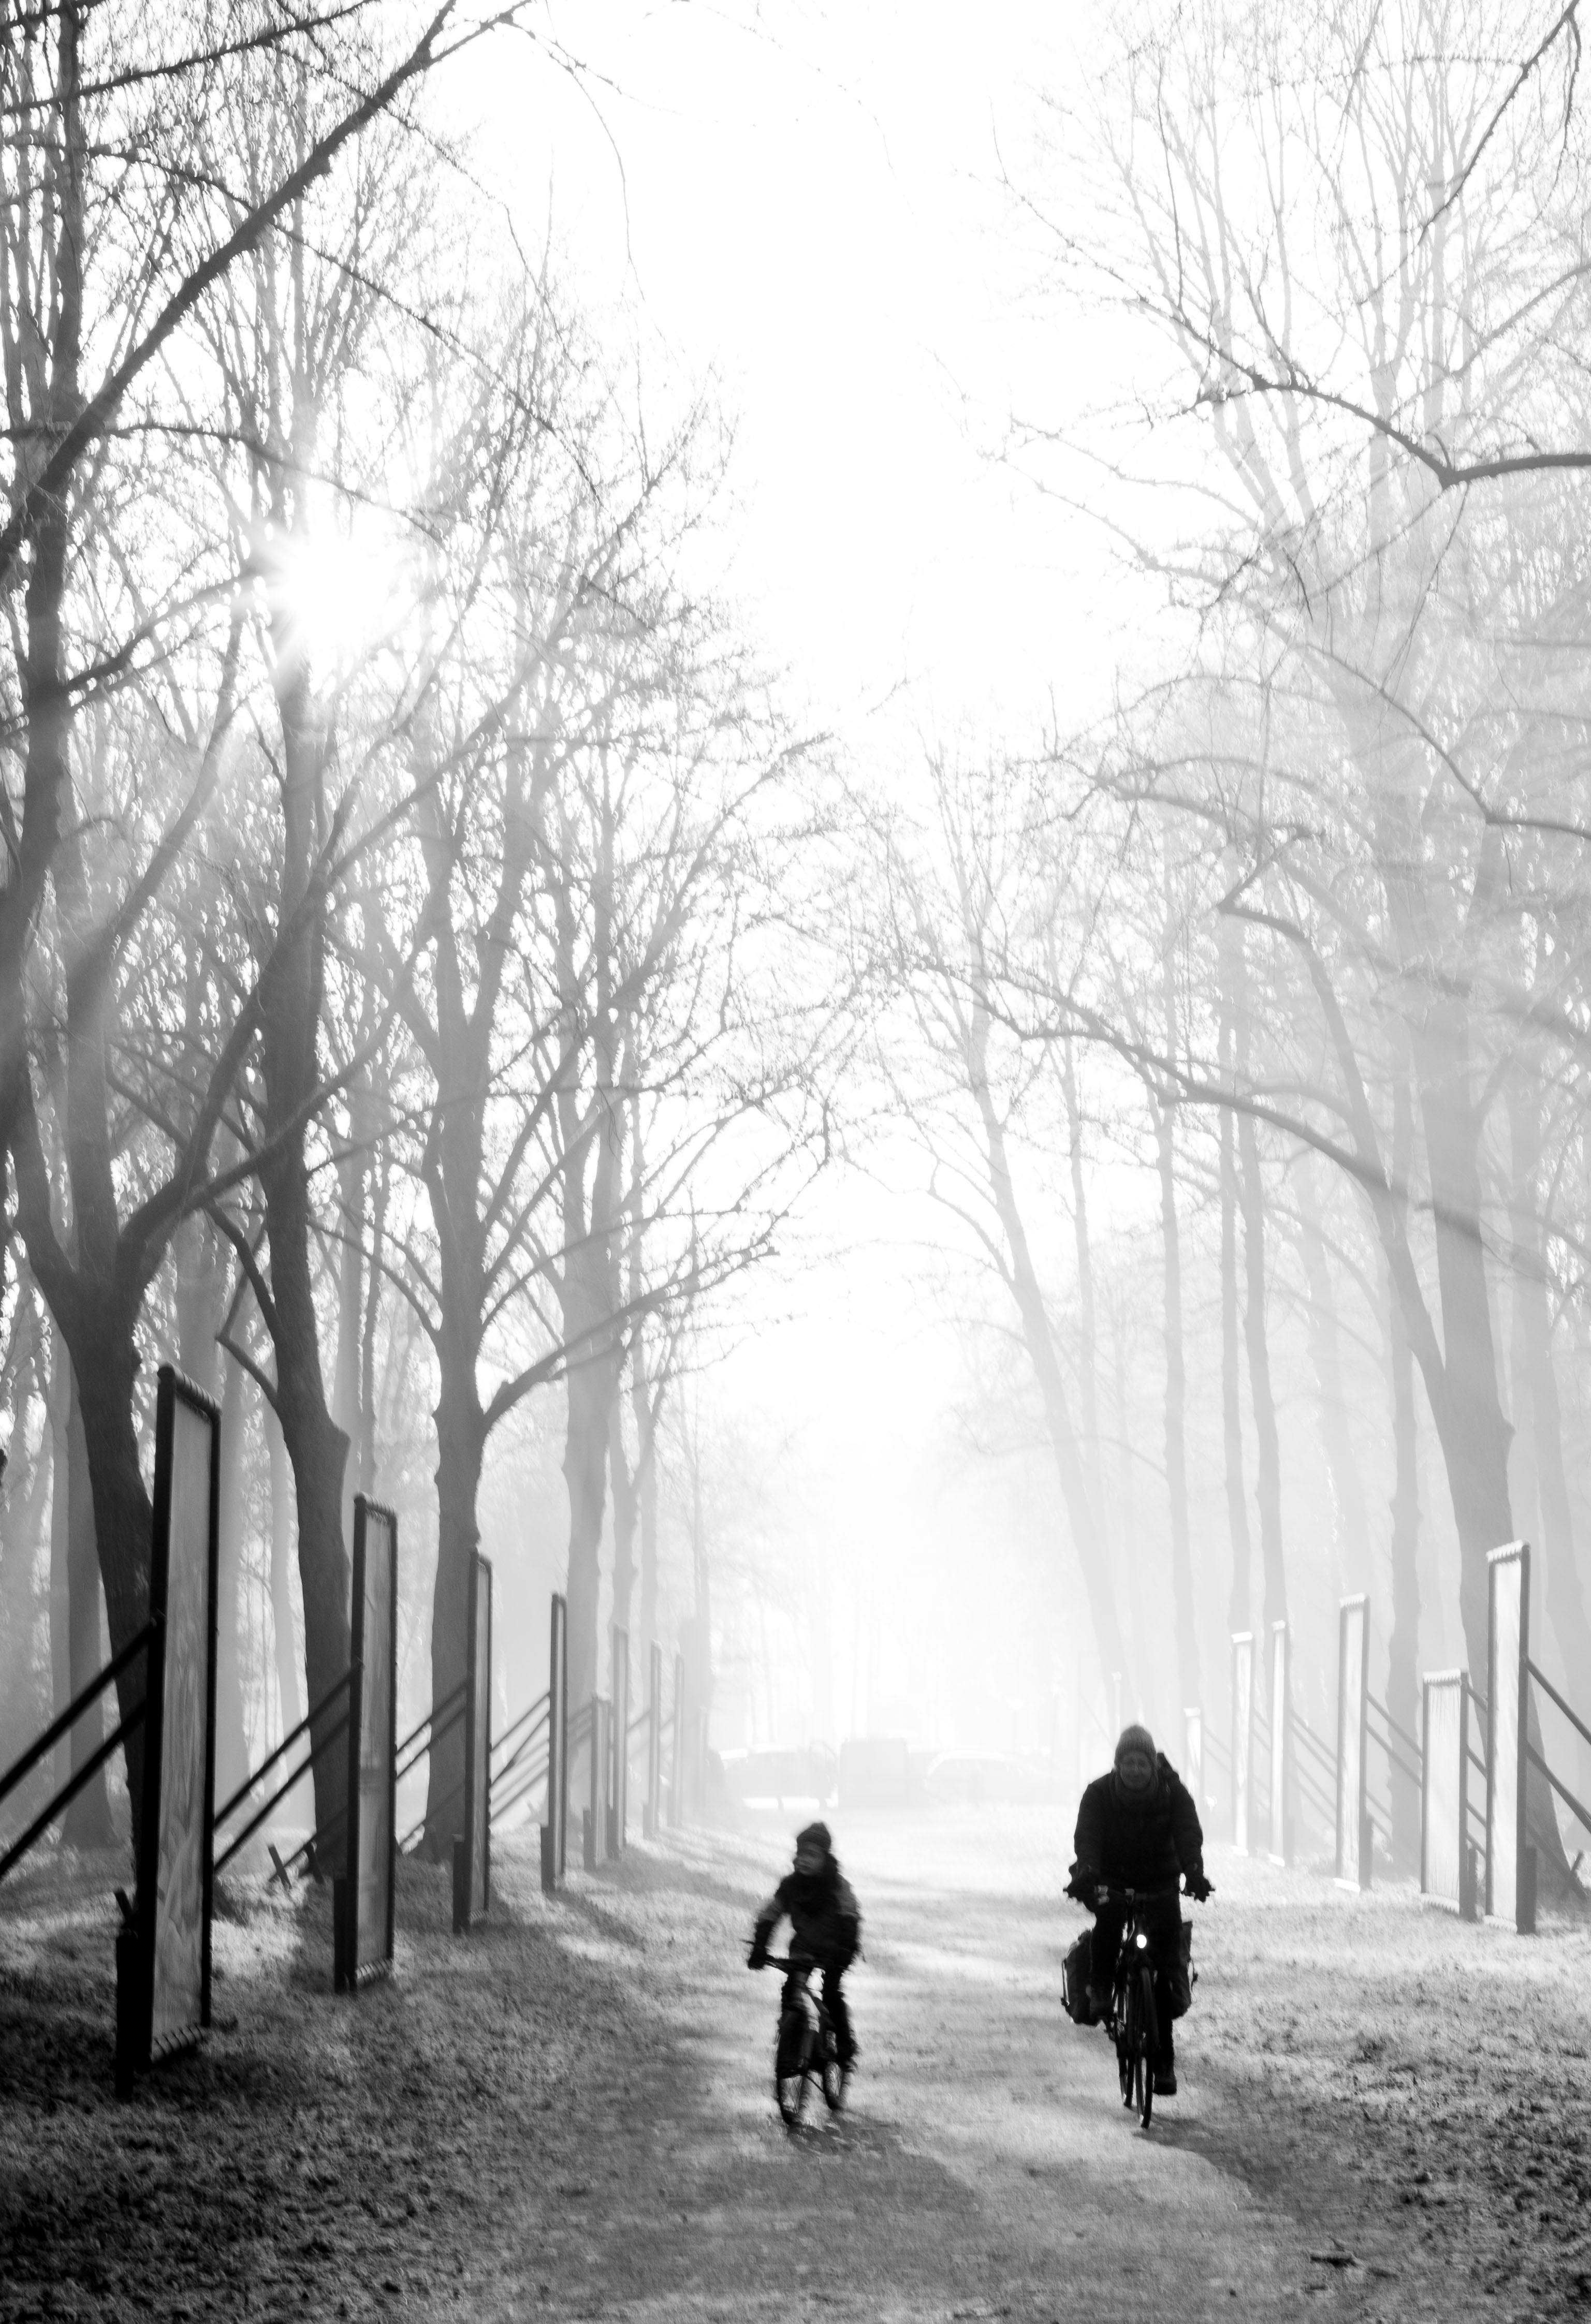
[1169,1921,1195,2019]
[1062,1928,1101,2025]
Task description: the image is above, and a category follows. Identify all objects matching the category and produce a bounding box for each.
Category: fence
[1480,1541,1591,1933]
[335,1499,398,1992]
[0,1369,223,2095]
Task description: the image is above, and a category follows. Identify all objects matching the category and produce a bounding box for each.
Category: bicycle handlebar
[1091,1881,1195,1907]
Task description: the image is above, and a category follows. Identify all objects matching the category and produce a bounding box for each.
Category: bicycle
[1094,1883,1181,2131]
[760,1951,844,2126]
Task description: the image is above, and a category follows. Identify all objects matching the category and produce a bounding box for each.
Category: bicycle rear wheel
[776,2008,813,2126]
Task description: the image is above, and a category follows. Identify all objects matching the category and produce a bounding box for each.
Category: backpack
[1061,1928,1102,2025]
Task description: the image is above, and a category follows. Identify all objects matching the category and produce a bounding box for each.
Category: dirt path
[3,1806,1588,2320]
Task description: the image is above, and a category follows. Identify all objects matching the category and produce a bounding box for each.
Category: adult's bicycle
[1095,1884,1180,2130]
[758,1952,844,2126]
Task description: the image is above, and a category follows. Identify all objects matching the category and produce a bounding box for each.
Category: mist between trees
[7,0,1591,1902]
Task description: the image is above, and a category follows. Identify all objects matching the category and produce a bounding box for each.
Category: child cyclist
[747,1821,862,2079]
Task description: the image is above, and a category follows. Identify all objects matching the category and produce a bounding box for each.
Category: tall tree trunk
[214,1354,250,1802]
[59,1361,115,1845]
[258,643,350,1858]
[1508,1075,1591,1813]
[1384,1073,1421,1872]
[267,1403,303,1743]
[1060,1037,1108,1553]
[424,1344,485,1854]
[970,1001,1126,1675]
[332,1096,368,1553]
[1156,864,1200,1713]
[2,1319,48,1765]
[1235,1024,1287,1635]
[1295,1157,1369,1599]
[1219,917,1252,1635]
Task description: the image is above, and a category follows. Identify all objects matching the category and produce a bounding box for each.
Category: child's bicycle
[1094,1883,1180,2130]
[760,1952,844,2126]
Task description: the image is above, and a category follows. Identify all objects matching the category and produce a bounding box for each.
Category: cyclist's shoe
[1152,2068,1177,2096]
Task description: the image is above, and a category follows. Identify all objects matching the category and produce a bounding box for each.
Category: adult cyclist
[1065,1722,1212,2097]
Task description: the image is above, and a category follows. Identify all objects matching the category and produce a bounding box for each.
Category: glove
[1184,1868,1213,1903]
[747,1936,769,1969]
[1064,1866,1097,1908]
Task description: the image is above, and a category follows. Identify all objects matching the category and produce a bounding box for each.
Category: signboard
[342,1497,397,1987]
[546,1592,567,1884]
[460,1552,492,1925]
[1268,1621,1291,1866]
[1232,1632,1253,1854]
[1336,1596,1368,1888]
[1486,1542,1530,1928]
[1421,1671,1468,1909]
[646,1640,663,1835]
[133,1368,221,2066]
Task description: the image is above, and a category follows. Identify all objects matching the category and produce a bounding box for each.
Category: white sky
[453,2,1136,754]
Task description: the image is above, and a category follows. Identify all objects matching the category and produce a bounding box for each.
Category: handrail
[274,1799,348,1885]
[1366,1694,1423,1763]
[1292,1717,1335,1770]
[399,1772,465,1855]
[492,1689,550,1758]
[0,1621,155,1813]
[214,1711,351,1874]
[213,1665,357,1829]
[395,1697,465,1788]
[491,1712,549,1790]
[1527,1740,1591,1837]
[394,1679,466,1769]
[1528,1658,1591,1756]
[490,1758,550,1823]
[0,1704,147,1885]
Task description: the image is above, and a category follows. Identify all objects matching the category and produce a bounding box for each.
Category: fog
[2,0,1590,1899]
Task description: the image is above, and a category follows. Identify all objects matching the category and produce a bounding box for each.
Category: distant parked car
[923,1752,1049,1805]
[839,1735,915,1806]
[720,1746,838,1806]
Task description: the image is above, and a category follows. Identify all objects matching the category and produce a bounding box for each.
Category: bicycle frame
[1093,1884,1178,2129]
[763,1952,841,2124]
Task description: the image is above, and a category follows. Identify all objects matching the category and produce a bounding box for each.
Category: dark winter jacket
[751,1857,861,1968]
[1070,1755,1203,1898]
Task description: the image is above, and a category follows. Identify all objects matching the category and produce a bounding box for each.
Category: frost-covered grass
[2,1807,1589,2320]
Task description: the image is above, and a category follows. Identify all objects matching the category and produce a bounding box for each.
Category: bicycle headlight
[1134,1932,1148,1950]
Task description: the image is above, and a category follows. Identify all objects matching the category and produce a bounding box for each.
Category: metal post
[1485,1541,1531,1928]
[1336,1596,1369,1890]
[669,1653,685,1827]
[547,1593,568,1885]
[1269,1620,1292,1868]
[611,1628,629,1855]
[646,1642,662,1837]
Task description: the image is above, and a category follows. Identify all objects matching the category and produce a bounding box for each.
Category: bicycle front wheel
[1115,1983,1135,2109]
[1136,1967,1158,2130]
[776,2008,813,2126]
[820,2025,845,2113]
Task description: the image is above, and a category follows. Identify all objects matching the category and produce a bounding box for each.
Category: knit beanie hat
[796,1820,832,1855]
[1113,1724,1158,1798]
